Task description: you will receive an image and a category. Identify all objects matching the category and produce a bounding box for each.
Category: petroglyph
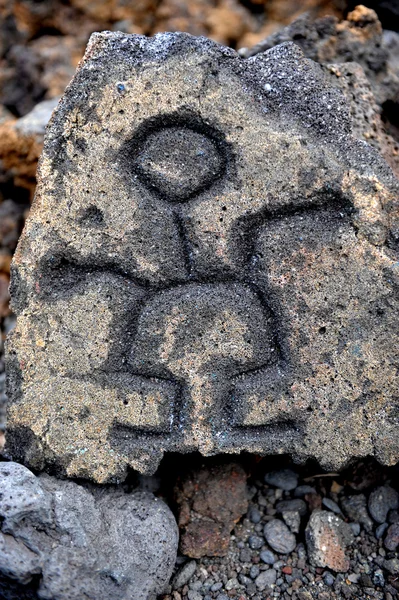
[6,33,399,482]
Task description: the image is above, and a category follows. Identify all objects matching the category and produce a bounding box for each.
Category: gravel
[162,459,399,600]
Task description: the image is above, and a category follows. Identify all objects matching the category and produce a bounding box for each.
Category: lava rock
[0,462,178,600]
[282,510,301,534]
[368,486,399,524]
[6,31,399,481]
[341,494,374,533]
[305,510,354,572]
[263,519,296,554]
[175,462,248,558]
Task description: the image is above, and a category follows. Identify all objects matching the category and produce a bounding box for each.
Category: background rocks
[161,458,399,600]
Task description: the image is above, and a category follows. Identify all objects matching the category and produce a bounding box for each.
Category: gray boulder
[0,462,178,600]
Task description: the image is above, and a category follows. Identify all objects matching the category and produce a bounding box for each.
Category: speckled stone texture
[0,462,178,600]
[5,32,399,482]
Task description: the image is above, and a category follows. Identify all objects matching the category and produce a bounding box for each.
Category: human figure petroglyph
[6,33,399,482]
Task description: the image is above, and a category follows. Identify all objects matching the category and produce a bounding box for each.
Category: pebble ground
[161,461,399,600]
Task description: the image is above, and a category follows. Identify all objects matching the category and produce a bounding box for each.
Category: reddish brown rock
[175,462,248,557]
[305,510,354,572]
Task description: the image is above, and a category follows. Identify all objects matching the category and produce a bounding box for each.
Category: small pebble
[188,592,202,600]
[294,485,317,498]
[239,548,251,563]
[255,568,277,591]
[250,565,260,579]
[375,523,388,539]
[384,558,399,575]
[248,506,262,524]
[260,549,277,565]
[248,535,263,550]
[172,561,197,589]
[349,522,361,536]
[264,519,296,554]
[282,510,301,534]
[322,497,341,514]
[373,569,385,587]
[384,523,399,551]
[323,572,335,586]
[265,469,298,491]
[276,499,307,516]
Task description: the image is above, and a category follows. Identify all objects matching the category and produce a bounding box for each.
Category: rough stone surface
[0,461,178,599]
[368,484,399,523]
[305,510,354,573]
[174,462,248,558]
[6,31,399,482]
[340,493,374,533]
[242,7,399,178]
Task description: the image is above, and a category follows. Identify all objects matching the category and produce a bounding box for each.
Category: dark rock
[376,523,388,539]
[248,506,262,524]
[260,549,277,565]
[263,519,296,554]
[276,499,307,516]
[249,565,260,579]
[172,561,197,590]
[305,510,354,572]
[384,558,399,575]
[0,462,178,600]
[239,548,251,563]
[282,510,301,534]
[341,494,374,533]
[248,535,263,550]
[265,470,298,492]
[388,510,399,524]
[384,523,399,551]
[322,498,341,515]
[368,486,399,524]
[349,522,361,536]
[323,572,335,586]
[294,485,317,498]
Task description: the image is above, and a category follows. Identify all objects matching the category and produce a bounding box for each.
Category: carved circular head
[133,125,225,202]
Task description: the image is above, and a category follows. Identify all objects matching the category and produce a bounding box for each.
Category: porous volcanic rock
[305,510,354,572]
[174,461,248,557]
[0,461,178,600]
[6,32,399,482]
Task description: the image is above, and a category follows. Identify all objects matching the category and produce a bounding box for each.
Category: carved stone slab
[6,32,399,482]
